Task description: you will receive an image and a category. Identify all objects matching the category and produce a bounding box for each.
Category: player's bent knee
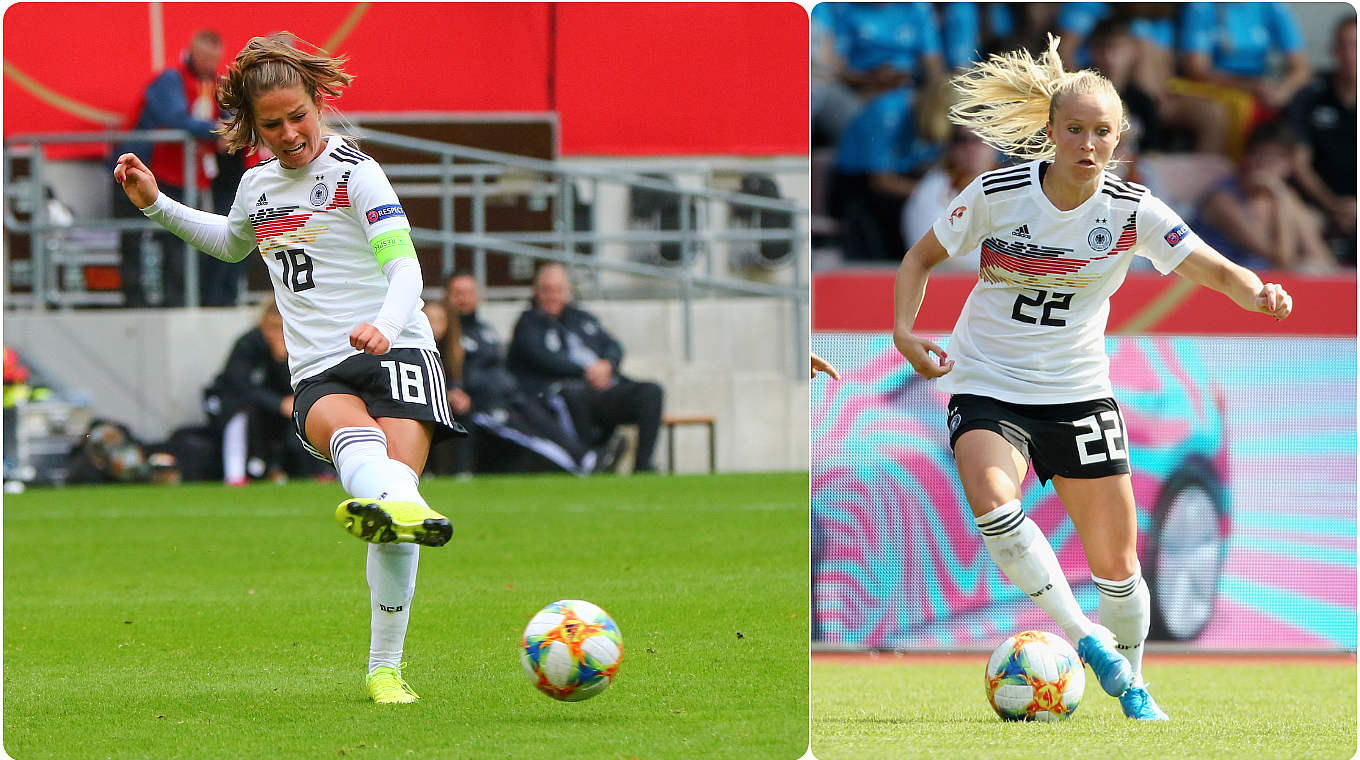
[1089,553,1139,583]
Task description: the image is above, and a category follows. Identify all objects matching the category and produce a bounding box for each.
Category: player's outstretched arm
[113,153,160,209]
[1173,244,1293,321]
[113,152,253,263]
[893,229,955,378]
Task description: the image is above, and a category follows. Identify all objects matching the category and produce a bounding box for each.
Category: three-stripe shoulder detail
[1101,175,1146,203]
[328,143,372,165]
[981,165,1032,196]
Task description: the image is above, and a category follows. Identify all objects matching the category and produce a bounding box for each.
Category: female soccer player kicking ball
[893,35,1293,721]
[115,33,463,705]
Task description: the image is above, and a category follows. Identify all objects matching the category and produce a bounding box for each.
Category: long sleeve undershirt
[141,192,253,262]
[372,257,423,344]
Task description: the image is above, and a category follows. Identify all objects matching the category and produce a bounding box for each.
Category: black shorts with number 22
[292,347,467,463]
[946,393,1131,485]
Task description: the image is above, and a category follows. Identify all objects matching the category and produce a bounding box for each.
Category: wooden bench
[662,415,716,474]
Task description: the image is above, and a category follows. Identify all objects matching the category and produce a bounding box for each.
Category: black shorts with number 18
[292,347,468,463]
[946,393,1131,485]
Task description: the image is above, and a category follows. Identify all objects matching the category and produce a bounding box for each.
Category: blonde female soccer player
[114,33,462,705]
[892,35,1292,721]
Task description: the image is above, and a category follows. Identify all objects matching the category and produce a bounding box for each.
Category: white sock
[222,411,248,483]
[975,500,1093,643]
[1093,565,1151,687]
[329,427,428,506]
[327,427,429,672]
[367,542,419,672]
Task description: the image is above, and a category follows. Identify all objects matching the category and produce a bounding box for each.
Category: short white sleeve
[930,174,990,259]
[227,181,256,245]
[347,158,411,243]
[1134,194,1201,274]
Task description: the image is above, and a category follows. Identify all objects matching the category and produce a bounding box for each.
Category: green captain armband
[370,229,417,267]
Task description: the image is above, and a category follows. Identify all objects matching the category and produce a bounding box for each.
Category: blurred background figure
[203,297,325,485]
[830,78,954,262]
[900,123,999,271]
[1175,1,1311,158]
[508,263,664,473]
[1191,120,1340,272]
[113,29,235,307]
[811,2,945,150]
[1286,15,1358,267]
[430,271,601,477]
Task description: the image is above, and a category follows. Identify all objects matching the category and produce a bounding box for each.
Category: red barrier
[813,270,1358,336]
[2,3,806,157]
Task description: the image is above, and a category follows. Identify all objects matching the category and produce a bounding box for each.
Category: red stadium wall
[814,271,1359,336]
[2,2,808,156]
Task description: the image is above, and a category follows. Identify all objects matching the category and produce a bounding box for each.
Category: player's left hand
[1255,282,1293,321]
[349,322,391,354]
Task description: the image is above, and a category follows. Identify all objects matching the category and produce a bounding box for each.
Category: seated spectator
[432,271,602,476]
[823,2,945,99]
[1086,17,1163,153]
[508,263,664,473]
[936,2,1018,71]
[1192,120,1338,271]
[830,79,952,261]
[811,3,860,149]
[203,297,326,484]
[1286,15,1357,267]
[1176,2,1311,156]
[900,124,1000,272]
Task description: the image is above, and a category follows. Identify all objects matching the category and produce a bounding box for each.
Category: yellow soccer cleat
[366,664,419,704]
[335,499,453,547]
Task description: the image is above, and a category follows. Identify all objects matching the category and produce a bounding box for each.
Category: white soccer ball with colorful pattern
[984,630,1085,721]
[520,599,623,701]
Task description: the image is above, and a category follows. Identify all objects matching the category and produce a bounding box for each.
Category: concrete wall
[3,297,809,473]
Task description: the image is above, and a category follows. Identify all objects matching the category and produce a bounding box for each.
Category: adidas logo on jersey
[256,193,268,206]
[1011,224,1031,239]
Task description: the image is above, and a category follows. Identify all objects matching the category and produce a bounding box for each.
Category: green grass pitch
[813,658,1358,759]
[4,472,809,759]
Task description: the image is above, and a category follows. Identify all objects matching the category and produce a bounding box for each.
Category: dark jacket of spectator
[507,302,624,395]
[457,312,520,410]
[204,327,291,419]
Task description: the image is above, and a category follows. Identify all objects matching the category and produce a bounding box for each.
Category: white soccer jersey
[227,135,434,384]
[931,160,1201,404]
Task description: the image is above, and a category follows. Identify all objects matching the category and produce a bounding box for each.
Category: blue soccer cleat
[1076,627,1134,697]
[1120,685,1170,721]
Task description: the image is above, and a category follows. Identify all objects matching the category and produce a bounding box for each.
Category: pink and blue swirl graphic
[812,334,1356,651]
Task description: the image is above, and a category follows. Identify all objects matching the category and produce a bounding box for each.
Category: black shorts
[946,393,1131,485]
[292,347,467,462]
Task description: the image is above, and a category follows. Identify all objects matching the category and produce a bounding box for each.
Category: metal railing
[4,127,809,375]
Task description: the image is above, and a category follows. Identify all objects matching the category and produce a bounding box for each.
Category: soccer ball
[984,630,1085,721]
[520,599,623,701]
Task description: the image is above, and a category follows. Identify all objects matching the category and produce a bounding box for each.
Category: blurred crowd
[202,263,664,485]
[812,2,1357,272]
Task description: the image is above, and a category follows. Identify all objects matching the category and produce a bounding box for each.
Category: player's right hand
[113,153,160,209]
[893,332,954,378]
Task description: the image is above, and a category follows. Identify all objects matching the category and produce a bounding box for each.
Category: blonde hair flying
[948,33,1129,162]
